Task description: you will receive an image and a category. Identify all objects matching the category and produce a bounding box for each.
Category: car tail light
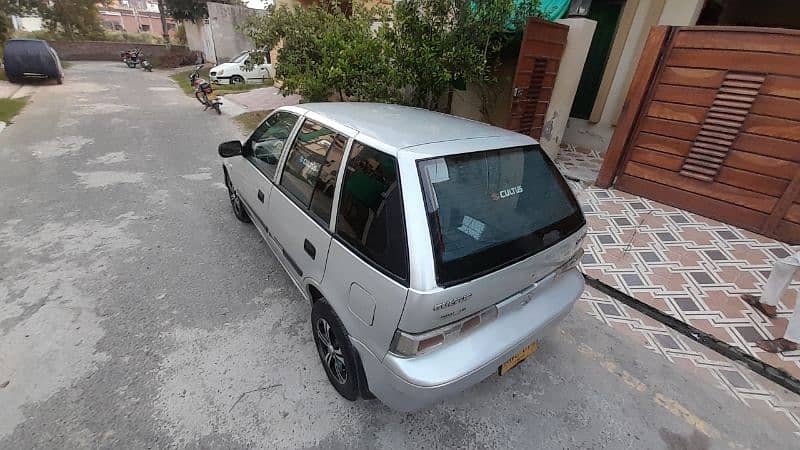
[390,306,498,357]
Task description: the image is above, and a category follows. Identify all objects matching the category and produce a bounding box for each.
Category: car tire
[231,75,244,85]
[311,299,360,401]
[225,173,251,223]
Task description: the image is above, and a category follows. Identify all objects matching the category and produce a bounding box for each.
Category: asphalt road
[0,62,796,449]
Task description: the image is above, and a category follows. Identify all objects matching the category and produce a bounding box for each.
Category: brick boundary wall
[48,41,194,62]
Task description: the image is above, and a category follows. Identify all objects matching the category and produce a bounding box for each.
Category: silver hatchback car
[218,103,586,411]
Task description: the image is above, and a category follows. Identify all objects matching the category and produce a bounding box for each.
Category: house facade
[99,0,179,39]
[563,0,800,149]
[183,2,266,63]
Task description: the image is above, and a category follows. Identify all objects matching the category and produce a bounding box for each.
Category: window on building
[140,24,151,32]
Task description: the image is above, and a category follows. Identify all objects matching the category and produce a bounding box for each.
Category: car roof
[288,103,531,152]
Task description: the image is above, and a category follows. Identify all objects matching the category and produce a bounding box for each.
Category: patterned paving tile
[554,143,604,183]
[578,187,800,378]
[578,286,800,435]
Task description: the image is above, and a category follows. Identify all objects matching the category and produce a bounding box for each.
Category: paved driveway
[0,62,796,449]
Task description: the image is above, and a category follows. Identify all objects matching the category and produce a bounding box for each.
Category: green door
[570,0,625,120]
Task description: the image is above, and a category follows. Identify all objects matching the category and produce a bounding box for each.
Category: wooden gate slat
[602,26,800,243]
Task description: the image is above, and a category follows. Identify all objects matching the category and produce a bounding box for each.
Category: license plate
[498,342,539,375]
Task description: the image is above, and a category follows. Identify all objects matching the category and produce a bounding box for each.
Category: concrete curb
[584,274,800,395]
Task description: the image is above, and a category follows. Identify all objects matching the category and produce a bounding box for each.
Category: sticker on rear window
[458,215,485,240]
[491,185,524,201]
[425,158,450,183]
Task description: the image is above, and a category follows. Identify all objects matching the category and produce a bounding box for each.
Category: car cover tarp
[3,40,61,79]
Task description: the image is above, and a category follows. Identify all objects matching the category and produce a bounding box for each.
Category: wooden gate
[507,18,568,139]
[597,26,800,244]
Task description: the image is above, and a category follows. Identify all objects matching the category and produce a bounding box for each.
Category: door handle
[257,189,264,203]
[304,239,316,259]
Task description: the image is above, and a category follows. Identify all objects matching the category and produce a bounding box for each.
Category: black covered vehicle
[2,39,63,84]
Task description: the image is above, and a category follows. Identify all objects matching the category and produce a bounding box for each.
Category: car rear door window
[280,119,338,207]
[247,111,298,179]
[417,145,584,285]
[335,142,408,283]
[309,134,348,225]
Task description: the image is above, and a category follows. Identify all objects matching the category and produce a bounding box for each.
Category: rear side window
[309,134,348,224]
[336,143,408,283]
[280,119,338,207]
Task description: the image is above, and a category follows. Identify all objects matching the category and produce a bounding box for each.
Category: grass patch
[169,67,273,97]
[233,110,272,131]
[0,97,29,123]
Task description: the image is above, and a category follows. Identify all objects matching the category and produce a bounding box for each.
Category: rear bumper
[353,269,584,412]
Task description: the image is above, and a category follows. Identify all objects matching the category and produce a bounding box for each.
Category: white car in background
[209,50,273,85]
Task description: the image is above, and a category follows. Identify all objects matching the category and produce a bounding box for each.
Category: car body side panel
[266,188,332,284]
[228,157,265,217]
[322,239,408,358]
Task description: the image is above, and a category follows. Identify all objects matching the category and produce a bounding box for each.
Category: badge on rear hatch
[433,293,472,311]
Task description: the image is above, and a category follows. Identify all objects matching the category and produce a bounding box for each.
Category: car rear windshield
[417,144,584,286]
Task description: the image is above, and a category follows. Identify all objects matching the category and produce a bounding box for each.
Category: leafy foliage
[13,29,165,44]
[389,0,544,111]
[242,1,398,102]
[1,0,110,41]
[1,0,40,43]
[42,0,107,39]
[164,0,244,22]
[242,0,544,112]
[174,23,188,45]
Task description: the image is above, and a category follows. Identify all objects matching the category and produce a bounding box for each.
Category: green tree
[241,1,398,102]
[41,0,107,39]
[164,0,244,22]
[241,0,544,113]
[386,0,544,111]
[1,0,40,43]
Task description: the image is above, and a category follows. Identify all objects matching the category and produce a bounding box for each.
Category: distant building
[183,2,266,63]
[99,0,178,39]
[10,16,44,32]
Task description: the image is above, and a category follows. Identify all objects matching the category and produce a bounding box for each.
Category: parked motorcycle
[121,48,142,68]
[189,65,222,114]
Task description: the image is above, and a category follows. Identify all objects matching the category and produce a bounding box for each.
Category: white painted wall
[181,3,265,64]
[11,16,43,32]
[658,0,705,25]
[599,0,704,126]
[539,18,597,158]
[598,0,660,126]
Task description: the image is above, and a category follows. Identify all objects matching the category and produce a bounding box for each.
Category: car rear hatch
[392,143,585,354]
